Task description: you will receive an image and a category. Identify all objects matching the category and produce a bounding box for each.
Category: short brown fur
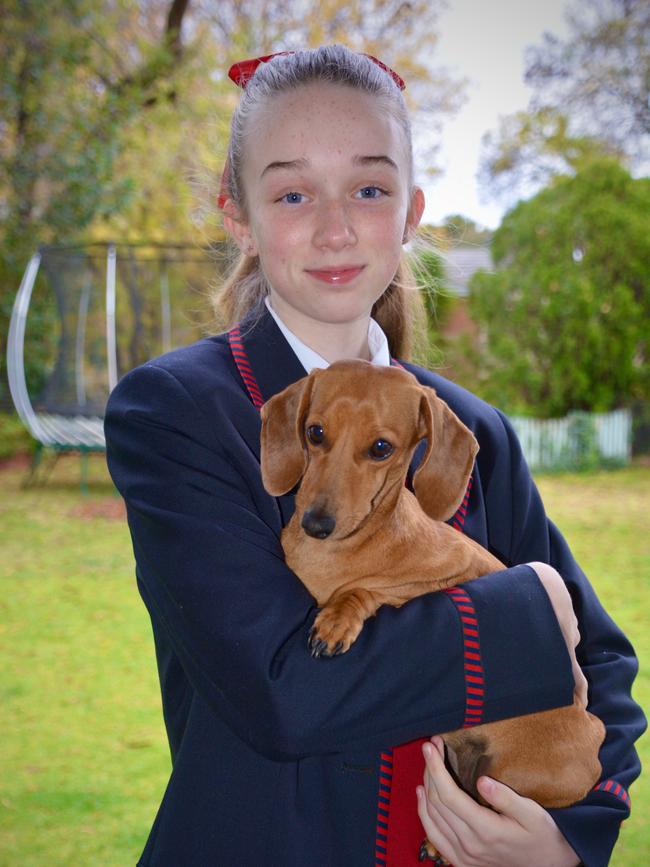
[260,360,605,859]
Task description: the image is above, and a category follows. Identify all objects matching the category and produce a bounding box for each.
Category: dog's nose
[301,509,336,539]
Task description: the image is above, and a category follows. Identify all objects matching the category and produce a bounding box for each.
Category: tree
[441,214,492,246]
[197,0,465,148]
[0,0,193,404]
[1,0,465,409]
[466,160,649,417]
[0,0,192,249]
[526,0,649,161]
[479,107,623,203]
[480,0,649,202]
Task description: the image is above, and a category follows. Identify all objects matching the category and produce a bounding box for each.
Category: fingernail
[422,742,433,758]
[479,776,494,795]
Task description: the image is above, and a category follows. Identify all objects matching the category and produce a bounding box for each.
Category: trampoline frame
[7,241,212,491]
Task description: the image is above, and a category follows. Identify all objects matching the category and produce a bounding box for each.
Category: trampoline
[7,242,220,487]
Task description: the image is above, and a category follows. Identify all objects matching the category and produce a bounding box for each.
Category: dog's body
[260,360,605,860]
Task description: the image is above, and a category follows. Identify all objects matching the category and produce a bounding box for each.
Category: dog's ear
[260,375,314,496]
[413,386,479,522]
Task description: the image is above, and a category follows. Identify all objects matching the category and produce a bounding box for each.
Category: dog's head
[260,360,478,539]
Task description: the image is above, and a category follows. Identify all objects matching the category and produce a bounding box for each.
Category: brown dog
[260,359,605,861]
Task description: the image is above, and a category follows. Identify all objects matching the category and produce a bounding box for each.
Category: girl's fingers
[422,740,488,837]
[476,775,541,826]
[416,786,458,865]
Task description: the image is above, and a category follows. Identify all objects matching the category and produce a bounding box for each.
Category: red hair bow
[227,51,406,91]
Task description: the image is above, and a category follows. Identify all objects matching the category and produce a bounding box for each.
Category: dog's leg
[419,839,450,864]
[309,588,381,657]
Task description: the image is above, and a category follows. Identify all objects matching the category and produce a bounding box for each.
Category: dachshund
[260,359,605,863]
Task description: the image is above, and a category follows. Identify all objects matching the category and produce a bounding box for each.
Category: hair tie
[218,50,406,209]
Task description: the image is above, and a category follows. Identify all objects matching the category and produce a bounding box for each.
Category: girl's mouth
[305,266,365,285]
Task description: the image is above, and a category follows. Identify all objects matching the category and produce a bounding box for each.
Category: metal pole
[75,274,92,407]
[161,259,171,353]
[106,243,118,392]
[6,252,50,443]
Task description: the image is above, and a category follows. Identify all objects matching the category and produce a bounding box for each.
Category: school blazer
[105,306,645,867]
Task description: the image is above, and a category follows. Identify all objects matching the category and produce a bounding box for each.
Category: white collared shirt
[264,296,391,373]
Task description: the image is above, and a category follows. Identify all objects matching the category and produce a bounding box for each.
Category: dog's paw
[419,838,449,865]
[308,603,364,658]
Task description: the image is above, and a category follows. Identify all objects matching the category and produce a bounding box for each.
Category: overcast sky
[420,0,571,228]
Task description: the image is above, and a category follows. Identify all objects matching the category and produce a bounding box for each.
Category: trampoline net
[24,244,222,418]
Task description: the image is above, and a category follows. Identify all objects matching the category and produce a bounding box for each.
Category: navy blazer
[105,308,645,867]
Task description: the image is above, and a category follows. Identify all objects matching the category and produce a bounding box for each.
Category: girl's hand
[528,562,588,709]
[416,737,581,867]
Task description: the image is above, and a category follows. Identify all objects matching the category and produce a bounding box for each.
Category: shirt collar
[263,296,391,373]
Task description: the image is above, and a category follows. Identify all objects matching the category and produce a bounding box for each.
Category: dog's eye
[307,424,324,445]
[369,439,394,460]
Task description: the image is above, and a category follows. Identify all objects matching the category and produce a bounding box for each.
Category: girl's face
[225,82,425,333]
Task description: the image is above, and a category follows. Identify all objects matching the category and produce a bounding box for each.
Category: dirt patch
[0,452,31,473]
[69,498,126,521]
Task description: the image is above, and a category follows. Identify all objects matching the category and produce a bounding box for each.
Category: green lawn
[1,455,648,865]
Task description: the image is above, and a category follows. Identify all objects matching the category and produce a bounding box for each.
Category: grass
[0,455,169,866]
[0,454,648,865]
[535,468,649,865]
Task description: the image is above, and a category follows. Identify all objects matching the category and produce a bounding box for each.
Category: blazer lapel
[232,306,307,527]
[237,305,308,403]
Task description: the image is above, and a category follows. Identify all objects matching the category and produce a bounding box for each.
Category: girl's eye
[356,186,386,200]
[368,439,394,460]
[280,191,305,204]
[307,425,324,445]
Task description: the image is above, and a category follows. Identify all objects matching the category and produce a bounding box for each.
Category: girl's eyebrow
[260,154,398,179]
[353,155,398,171]
[261,158,309,178]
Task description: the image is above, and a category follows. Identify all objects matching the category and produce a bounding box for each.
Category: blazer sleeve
[104,361,576,761]
[486,409,646,867]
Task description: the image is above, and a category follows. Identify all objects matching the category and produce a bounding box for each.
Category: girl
[105,45,644,867]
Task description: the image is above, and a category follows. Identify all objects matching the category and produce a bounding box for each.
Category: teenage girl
[105,45,645,867]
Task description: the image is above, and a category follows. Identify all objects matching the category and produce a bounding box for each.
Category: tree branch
[111,0,192,107]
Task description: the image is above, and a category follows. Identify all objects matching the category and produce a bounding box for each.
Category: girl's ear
[222,199,259,258]
[403,186,425,244]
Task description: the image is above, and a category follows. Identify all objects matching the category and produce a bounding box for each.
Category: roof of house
[441,245,493,297]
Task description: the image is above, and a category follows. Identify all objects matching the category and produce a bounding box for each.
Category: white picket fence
[509,409,632,472]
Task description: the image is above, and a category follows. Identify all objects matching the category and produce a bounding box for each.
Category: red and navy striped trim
[440,476,485,728]
[441,586,485,728]
[373,476,482,864]
[375,751,392,865]
[594,779,631,807]
[228,326,265,409]
[450,474,473,532]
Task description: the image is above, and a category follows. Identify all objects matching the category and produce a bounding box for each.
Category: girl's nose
[312,200,357,250]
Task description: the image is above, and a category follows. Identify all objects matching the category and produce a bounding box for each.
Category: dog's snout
[301,509,336,539]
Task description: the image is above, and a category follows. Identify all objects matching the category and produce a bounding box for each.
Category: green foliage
[467,160,650,416]
[0,0,194,404]
[479,108,623,202]
[412,246,446,321]
[442,214,492,246]
[0,412,34,459]
[409,244,457,366]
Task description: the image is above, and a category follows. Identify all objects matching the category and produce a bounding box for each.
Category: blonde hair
[213,44,426,360]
